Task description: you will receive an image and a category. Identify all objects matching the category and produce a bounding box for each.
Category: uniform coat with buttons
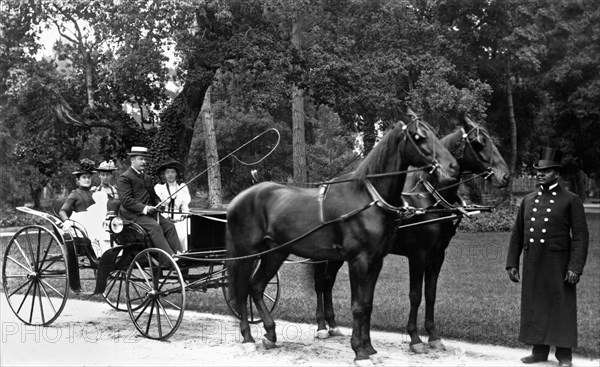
[506,184,589,348]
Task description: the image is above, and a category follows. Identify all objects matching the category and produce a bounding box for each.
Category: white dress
[69,191,110,256]
[154,182,191,251]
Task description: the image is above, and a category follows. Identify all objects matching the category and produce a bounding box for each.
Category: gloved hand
[507,267,520,283]
[62,220,73,231]
[565,270,580,285]
[147,206,157,216]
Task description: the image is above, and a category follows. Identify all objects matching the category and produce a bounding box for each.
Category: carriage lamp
[107,217,124,233]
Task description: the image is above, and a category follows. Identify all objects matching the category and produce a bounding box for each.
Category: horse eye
[414,134,421,141]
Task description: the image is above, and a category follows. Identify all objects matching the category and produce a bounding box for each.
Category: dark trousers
[532,344,572,362]
[134,214,182,255]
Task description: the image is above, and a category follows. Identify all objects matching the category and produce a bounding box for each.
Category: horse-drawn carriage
[3,109,510,364]
[2,202,280,340]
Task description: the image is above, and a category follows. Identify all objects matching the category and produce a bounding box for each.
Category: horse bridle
[460,126,494,180]
[399,116,441,175]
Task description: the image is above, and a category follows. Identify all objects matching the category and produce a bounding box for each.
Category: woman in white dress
[154,158,191,251]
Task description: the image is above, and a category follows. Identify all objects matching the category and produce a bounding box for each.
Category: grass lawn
[1,214,598,357]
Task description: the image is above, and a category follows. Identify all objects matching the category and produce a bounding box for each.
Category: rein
[175,200,379,263]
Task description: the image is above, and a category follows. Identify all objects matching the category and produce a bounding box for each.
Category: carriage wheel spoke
[28,281,39,324]
[40,278,67,298]
[145,300,156,335]
[13,239,34,270]
[36,280,46,324]
[133,297,153,323]
[15,279,35,314]
[6,255,32,273]
[38,280,58,316]
[155,300,163,337]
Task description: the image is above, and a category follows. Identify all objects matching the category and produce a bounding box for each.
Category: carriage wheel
[222,259,280,324]
[2,225,69,326]
[125,248,185,340]
[101,270,127,311]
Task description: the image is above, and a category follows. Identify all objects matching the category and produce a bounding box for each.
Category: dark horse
[226,110,460,364]
[312,114,510,353]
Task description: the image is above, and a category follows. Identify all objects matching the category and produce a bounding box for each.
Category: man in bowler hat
[506,147,589,367]
[117,146,183,257]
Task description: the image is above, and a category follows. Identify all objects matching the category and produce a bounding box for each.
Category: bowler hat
[127,146,151,157]
[96,160,117,171]
[72,158,97,175]
[533,147,563,170]
[157,157,182,173]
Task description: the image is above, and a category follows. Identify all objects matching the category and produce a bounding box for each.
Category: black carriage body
[187,210,227,251]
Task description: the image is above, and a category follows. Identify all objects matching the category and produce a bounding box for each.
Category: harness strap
[365,179,412,214]
[421,180,454,210]
[317,184,330,223]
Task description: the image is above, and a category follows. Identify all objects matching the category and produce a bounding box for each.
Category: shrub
[458,206,518,232]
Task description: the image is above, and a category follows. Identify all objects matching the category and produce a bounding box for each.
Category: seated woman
[154,158,191,252]
[91,160,119,200]
[59,158,109,256]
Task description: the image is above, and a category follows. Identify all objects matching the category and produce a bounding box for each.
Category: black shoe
[558,360,572,367]
[521,354,548,364]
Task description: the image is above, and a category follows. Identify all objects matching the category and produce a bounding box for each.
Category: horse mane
[353,123,405,185]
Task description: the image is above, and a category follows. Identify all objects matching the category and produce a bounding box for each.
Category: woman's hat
[157,157,182,173]
[96,160,117,171]
[127,146,151,157]
[72,158,97,175]
[533,147,563,170]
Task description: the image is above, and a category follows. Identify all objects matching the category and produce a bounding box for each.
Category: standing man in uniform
[117,146,183,258]
[506,147,589,367]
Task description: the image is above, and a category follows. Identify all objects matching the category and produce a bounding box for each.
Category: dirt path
[1,296,598,366]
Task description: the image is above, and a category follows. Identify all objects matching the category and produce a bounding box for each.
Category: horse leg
[313,262,329,339]
[362,257,384,360]
[323,260,344,337]
[250,251,287,349]
[407,256,428,354]
[348,255,384,364]
[232,258,257,350]
[347,256,371,363]
[424,248,447,350]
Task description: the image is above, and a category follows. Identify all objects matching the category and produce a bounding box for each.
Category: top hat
[72,158,97,175]
[96,160,117,171]
[157,157,182,173]
[127,146,151,157]
[533,147,563,170]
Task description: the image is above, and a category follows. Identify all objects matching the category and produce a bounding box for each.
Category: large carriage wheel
[125,248,185,340]
[2,225,69,326]
[222,259,280,324]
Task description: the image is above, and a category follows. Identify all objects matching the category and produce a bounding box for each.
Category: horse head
[451,114,510,188]
[399,108,459,185]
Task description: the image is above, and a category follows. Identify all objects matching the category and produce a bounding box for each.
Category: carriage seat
[52,197,72,219]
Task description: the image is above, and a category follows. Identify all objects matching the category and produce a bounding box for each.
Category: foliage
[1,0,598,206]
[458,206,518,233]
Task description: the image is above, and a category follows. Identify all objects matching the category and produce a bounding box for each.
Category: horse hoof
[316,329,330,339]
[428,339,446,350]
[242,342,257,353]
[328,327,343,337]
[354,358,374,366]
[410,342,428,354]
[262,338,277,350]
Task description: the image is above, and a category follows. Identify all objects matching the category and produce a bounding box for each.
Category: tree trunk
[291,20,307,186]
[199,84,223,208]
[506,62,517,205]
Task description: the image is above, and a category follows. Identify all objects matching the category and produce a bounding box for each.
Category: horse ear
[460,113,477,130]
